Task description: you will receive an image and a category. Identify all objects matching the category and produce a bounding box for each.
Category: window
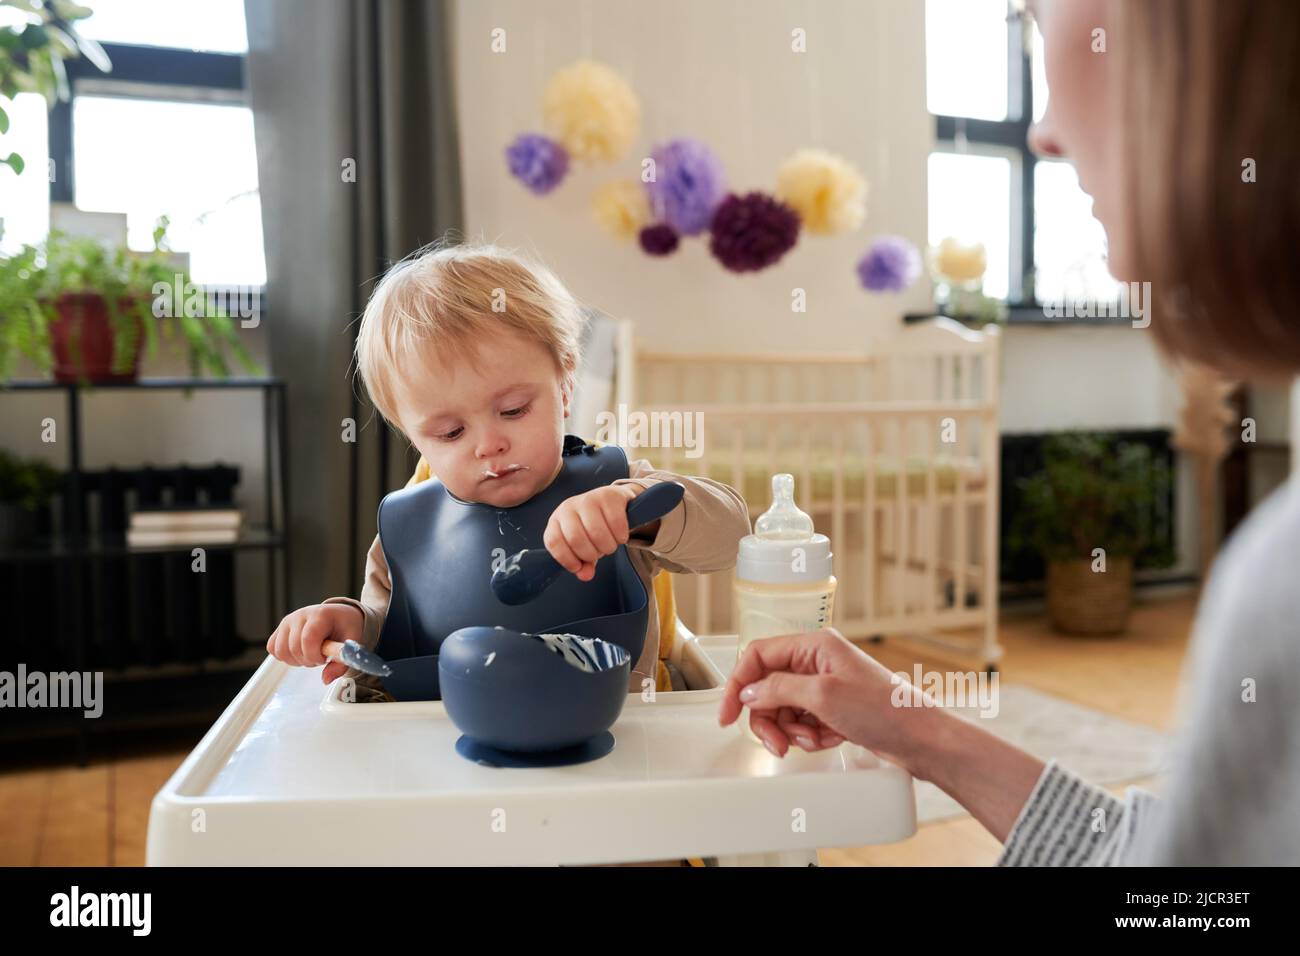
[928,150,1013,301]
[0,1,264,285]
[72,96,263,284]
[925,0,1115,315]
[0,93,50,254]
[77,0,249,54]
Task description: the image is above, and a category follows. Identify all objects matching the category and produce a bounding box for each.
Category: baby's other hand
[266,603,365,684]
[543,484,638,582]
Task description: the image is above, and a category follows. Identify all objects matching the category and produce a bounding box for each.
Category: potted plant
[0,241,50,380]
[0,449,61,546]
[927,238,1007,328]
[0,222,262,383]
[1010,432,1173,635]
[1,0,109,176]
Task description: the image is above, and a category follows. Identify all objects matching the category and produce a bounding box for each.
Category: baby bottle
[733,474,836,744]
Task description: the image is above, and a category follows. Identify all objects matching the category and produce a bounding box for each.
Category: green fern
[0,222,265,385]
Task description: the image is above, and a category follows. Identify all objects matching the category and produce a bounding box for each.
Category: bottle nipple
[754,474,814,541]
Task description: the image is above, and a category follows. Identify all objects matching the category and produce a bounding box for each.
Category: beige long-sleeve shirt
[323,457,751,696]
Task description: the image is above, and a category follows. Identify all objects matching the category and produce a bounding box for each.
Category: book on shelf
[129,505,243,532]
[126,527,241,548]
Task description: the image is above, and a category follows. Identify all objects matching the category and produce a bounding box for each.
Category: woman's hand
[720,627,1049,842]
[718,627,939,775]
[543,484,641,582]
[266,603,366,684]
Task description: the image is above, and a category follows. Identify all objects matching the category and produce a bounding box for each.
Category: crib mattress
[703,455,986,505]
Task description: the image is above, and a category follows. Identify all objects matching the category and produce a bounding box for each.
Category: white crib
[609,317,1003,671]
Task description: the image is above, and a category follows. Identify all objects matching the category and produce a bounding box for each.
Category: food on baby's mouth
[482,464,530,480]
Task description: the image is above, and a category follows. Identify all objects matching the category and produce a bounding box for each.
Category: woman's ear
[561,377,573,419]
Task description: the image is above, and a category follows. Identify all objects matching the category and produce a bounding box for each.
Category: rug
[914,683,1170,824]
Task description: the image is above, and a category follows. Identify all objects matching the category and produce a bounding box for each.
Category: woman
[719,0,1300,866]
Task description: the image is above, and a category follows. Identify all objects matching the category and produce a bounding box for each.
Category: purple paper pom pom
[639,223,680,256]
[857,235,923,292]
[708,192,801,273]
[644,138,727,236]
[506,133,569,195]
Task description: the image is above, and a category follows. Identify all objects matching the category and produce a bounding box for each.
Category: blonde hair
[355,242,587,431]
[1116,0,1300,380]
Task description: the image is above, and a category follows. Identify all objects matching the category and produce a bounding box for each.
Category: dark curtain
[244,0,463,605]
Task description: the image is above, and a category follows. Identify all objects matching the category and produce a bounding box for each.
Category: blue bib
[373,436,649,699]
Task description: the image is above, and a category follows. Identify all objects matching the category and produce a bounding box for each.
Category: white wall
[999,326,1182,434]
[452,0,932,351]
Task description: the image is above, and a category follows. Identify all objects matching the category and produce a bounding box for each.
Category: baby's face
[393,331,569,508]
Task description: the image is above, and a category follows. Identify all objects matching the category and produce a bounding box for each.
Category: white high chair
[146,615,916,866]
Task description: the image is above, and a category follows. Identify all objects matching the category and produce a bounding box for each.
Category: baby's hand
[543,484,640,582]
[266,603,365,684]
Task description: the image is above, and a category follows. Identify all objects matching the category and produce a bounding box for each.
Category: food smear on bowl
[530,632,628,673]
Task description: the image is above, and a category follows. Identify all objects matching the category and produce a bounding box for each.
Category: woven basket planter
[1046,555,1134,635]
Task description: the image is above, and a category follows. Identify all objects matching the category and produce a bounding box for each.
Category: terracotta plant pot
[49,292,143,384]
[1046,555,1134,635]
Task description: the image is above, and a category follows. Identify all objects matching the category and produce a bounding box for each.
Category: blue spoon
[322,638,393,678]
[491,481,686,606]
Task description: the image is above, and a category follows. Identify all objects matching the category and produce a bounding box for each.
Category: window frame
[928,140,1024,304]
[51,42,247,205]
[931,4,1035,308]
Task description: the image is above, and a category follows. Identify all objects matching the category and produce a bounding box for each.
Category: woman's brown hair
[1118,0,1300,381]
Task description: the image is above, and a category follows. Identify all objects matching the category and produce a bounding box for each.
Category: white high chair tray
[147,635,916,865]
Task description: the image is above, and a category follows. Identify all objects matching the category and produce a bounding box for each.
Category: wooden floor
[0,590,1198,867]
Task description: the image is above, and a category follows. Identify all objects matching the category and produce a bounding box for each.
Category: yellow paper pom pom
[774,148,868,236]
[931,237,988,284]
[591,179,650,241]
[543,60,641,164]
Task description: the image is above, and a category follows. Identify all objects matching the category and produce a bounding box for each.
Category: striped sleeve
[997,759,1160,866]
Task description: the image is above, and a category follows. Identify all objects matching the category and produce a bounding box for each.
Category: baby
[266,242,751,696]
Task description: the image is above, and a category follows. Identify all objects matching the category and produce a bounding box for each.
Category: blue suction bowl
[438,626,631,752]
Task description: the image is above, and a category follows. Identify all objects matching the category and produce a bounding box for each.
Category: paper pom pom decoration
[709,191,801,273]
[543,60,641,164]
[931,238,988,285]
[592,179,651,241]
[644,138,728,236]
[507,59,867,276]
[857,235,922,292]
[639,224,680,256]
[774,148,867,236]
[505,133,570,195]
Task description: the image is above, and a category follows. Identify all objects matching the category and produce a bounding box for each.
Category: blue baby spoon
[490,481,685,606]
[322,638,392,678]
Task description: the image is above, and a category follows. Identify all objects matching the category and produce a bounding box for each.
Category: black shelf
[2,376,283,391]
[0,377,291,762]
[0,527,284,560]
